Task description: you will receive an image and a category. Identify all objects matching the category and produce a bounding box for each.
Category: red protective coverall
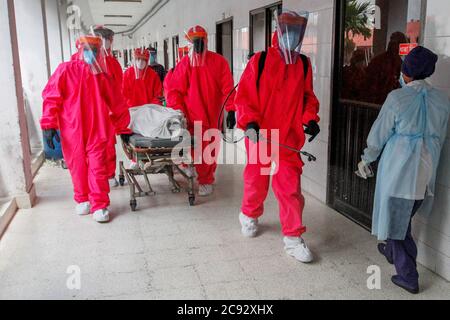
[167,52,235,185]
[163,68,175,102]
[122,66,163,108]
[105,56,123,179]
[235,36,320,237]
[41,60,131,212]
[71,53,123,179]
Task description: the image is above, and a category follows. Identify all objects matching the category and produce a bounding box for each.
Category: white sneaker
[93,209,110,223]
[129,160,140,170]
[284,237,314,263]
[76,202,91,216]
[239,212,258,238]
[199,184,214,197]
[109,178,119,188]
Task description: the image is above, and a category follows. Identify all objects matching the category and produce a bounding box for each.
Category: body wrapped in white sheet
[129,104,186,139]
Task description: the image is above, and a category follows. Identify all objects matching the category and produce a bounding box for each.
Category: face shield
[185,26,208,67]
[275,10,309,65]
[77,36,108,75]
[133,48,150,80]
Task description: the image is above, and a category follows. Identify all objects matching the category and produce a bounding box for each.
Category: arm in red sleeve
[235,54,263,130]
[166,58,189,115]
[122,68,133,109]
[302,58,320,125]
[102,76,131,135]
[221,58,236,112]
[41,63,66,130]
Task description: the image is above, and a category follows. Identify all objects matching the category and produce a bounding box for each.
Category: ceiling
[82,0,162,33]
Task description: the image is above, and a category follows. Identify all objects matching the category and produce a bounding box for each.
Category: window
[172,35,179,68]
[249,2,282,55]
[340,0,427,105]
[163,39,169,71]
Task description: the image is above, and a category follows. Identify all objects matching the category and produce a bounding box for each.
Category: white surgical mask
[136,60,147,70]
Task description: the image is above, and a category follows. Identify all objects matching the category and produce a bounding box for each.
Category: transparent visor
[80,44,108,75]
[275,10,309,65]
[133,56,149,80]
[185,31,207,67]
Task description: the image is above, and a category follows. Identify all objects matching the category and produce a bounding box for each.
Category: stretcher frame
[119,139,196,211]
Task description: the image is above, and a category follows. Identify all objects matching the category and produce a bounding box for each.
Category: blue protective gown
[362,80,450,241]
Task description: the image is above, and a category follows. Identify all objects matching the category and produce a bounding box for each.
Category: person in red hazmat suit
[123,48,163,108]
[164,46,190,101]
[235,11,321,263]
[167,26,236,197]
[93,26,124,189]
[41,35,131,223]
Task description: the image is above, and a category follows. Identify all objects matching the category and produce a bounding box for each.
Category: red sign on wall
[399,43,419,56]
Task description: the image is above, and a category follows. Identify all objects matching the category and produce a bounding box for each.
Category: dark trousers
[385,200,423,287]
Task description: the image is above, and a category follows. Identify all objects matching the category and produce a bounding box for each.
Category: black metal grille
[329,99,380,229]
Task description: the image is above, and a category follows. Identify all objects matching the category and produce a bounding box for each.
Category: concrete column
[14,0,50,156]
[0,0,35,207]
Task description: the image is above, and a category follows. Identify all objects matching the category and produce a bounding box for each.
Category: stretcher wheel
[130,200,137,212]
[189,196,196,206]
[119,176,125,187]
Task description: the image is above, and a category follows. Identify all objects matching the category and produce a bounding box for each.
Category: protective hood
[275,10,309,65]
[133,48,150,80]
[76,35,108,75]
[185,25,208,67]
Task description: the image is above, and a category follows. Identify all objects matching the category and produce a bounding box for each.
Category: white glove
[356,160,374,179]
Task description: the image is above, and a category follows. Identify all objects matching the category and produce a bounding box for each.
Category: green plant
[345,0,373,40]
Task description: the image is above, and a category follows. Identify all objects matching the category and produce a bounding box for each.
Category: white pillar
[0,0,35,207]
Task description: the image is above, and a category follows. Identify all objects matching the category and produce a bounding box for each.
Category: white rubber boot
[239,212,259,238]
[76,202,91,216]
[93,209,110,223]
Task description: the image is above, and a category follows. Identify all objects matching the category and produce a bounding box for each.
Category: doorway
[329,0,427,229]
[249,2,282,56]
[216,18,233,72]
[163,38,169,71]
[172,35,179,68]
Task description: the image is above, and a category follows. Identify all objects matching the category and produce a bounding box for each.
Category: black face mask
[193,38,206,54]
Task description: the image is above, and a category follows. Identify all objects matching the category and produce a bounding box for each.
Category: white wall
[14,0,50,155]
[412,0,450,281]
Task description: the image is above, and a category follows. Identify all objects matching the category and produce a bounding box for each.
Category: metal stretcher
[119,134,196,211]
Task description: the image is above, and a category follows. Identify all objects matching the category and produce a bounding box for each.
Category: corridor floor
[0,162,449,300]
